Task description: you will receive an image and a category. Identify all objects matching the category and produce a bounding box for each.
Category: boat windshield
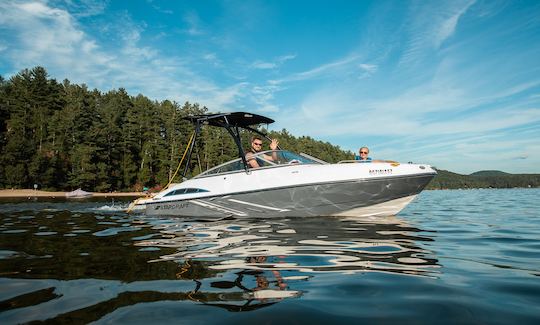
[196,150,322,177]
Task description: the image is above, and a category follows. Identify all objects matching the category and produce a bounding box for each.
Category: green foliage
[0,67,354,191]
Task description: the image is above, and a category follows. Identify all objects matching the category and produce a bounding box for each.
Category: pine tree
[60,81,99,190]
[1,69,36,187]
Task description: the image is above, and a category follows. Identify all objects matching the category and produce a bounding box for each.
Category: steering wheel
[288,159,300,164]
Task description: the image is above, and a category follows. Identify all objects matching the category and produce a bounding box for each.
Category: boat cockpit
[195,150,324,178]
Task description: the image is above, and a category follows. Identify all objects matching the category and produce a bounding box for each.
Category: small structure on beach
[65,188,93,199]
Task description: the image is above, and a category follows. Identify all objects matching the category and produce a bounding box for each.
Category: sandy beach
[0,189,145,198]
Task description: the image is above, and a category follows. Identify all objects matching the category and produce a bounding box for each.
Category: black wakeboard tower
[181,112,278,177]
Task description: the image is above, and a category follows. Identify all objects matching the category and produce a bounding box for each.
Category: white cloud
[251,53,296,70]
[277,54,296,63]
[53,0,108,17]
[434,0,476,48]
[358,63,377,74]
[0,0,112,81]
[287,87,540,139]
[271,54,362,84]
[146,0,173,15]
[251,61,277,70]
[0,0,250,111]
[423,108,540,135]
[202,53,222,67]
[399,1,476,66]
[183,11,204,36]
[363,126,540,174]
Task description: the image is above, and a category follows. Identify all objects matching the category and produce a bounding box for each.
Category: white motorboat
[128,112,436,217]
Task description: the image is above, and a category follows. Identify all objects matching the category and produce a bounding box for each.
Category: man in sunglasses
[246,136,279,168]
[355,147,372,162]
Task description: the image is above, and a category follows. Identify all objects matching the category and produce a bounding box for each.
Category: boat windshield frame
[194,150,323,178]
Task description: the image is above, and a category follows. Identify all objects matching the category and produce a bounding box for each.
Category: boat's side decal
[190,199,248,216]
[227,198,291,212]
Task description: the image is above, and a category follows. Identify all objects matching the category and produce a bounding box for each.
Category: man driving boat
[246,136,279,168]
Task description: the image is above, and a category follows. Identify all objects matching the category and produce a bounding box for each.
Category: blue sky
[1,0,539,174]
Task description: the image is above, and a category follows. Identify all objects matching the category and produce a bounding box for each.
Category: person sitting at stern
[355,146,372,162]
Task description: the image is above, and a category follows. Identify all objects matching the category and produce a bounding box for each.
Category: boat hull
[144,173,434,218]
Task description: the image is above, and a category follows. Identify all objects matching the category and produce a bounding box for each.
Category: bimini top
[183,112,274,128]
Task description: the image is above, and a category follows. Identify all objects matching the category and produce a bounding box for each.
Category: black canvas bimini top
[183,112,274,128]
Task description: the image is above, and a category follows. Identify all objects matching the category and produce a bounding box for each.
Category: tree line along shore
[427,170,540,190]
[0,66,351,192]
[1,67,538,193]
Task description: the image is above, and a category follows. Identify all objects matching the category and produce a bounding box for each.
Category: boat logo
[154,203,189,210]
[369,169,393,175]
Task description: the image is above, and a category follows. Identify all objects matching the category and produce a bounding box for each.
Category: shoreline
[0,189,146,198]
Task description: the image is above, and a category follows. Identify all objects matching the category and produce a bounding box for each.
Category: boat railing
[337,159,400,165]
[194,150,325,178]
[299,152,329,165]
[337,160,363,164]
[195,158,245,177]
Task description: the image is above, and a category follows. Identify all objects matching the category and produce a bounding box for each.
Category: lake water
[1,189,539,324]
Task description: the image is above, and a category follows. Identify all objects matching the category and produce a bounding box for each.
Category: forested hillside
[427,169,540,189]
[0,67,352,191]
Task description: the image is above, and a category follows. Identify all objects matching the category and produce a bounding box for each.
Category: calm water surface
[1,189,539,324]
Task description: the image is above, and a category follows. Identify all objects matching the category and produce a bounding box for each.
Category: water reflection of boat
[129,112,436,217]
[136,215,440,278]
[191,267,302,311]
[130,215,440,311]
[0,207,440,322]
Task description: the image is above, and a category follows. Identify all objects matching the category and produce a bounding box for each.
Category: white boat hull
[134,162,436,218]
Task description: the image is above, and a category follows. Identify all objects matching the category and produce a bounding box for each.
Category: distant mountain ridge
[470,170,510,177]
[427,169,540,189]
